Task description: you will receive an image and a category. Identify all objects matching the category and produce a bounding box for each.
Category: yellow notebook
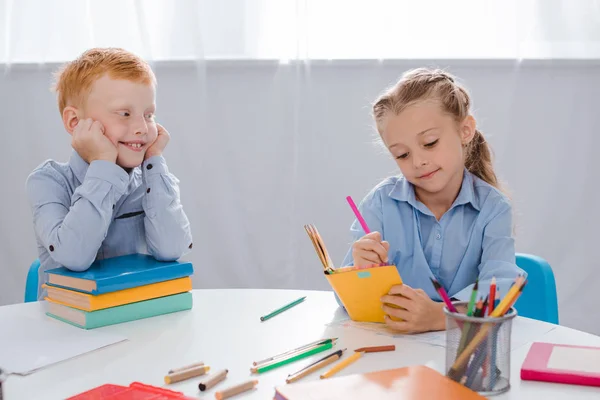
[43,277,192,311]
[303,224,402,323]
[326,265,402,323]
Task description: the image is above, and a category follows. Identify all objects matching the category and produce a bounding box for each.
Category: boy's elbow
[150,243,191,262]
[51,248,96,272]
[148,229,192,261]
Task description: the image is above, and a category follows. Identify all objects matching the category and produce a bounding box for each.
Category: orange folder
[326,265,402,323]
[274,365,486,399]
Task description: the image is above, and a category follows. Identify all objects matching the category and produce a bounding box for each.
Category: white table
[3,289,600,399]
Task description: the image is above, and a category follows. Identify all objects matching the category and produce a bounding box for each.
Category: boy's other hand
[145,123,170,160]
[72,118,117,163]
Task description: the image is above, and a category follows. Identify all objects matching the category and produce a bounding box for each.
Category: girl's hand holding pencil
[351,231,390,266]
[346,195,390,267]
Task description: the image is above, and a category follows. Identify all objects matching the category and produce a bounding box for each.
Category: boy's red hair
[53,47,156,114]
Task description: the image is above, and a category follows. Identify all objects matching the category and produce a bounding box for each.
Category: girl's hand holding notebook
[352,231,390,266]
[381,284,446,333]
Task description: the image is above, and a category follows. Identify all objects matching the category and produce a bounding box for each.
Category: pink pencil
[346,196,371,234]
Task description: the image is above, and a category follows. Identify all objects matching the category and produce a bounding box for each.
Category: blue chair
[24,259,41,303]
[513,253,559,324]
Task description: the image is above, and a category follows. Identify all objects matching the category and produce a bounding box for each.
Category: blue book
[46,292,193,329]
[45,254,194,295]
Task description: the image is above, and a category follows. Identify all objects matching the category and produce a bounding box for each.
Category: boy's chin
[116,154,145,170]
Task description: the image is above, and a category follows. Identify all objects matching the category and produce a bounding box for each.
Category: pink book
[521,342,600,387]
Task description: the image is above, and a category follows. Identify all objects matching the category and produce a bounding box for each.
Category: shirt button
[146,188,151,193]
[49,245,55,252]
[188,243,193,249]
[147,164,153,170]
[436,233,441,240]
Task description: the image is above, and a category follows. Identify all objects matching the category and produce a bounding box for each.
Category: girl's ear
[461,115,477,145]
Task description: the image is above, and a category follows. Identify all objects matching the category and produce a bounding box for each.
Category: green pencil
[260,296,306,321]
[252,342,334,374]
[455,279,480,369]
[466,279,479,316]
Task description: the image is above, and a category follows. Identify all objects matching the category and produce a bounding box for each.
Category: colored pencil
[320,351,363,379]
[252,342,334,374]
[286,349,345,383]
[253,338,336,366]
[346,196,371,234]
[430,277,458,313]
[260,296,306,321]
[198,369,228,391]
[488,277,497,315]
[215,380,258,400]
[353,345,395,353]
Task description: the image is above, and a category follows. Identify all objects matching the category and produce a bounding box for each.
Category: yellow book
[326,265,402,323]
[43,277,192,311]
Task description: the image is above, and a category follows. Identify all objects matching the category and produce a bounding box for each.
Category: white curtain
[1,0,599,63]
[1,0,600,336]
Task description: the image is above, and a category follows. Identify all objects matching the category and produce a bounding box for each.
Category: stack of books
[43,254,193,329]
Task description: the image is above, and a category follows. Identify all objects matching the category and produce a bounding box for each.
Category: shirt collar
[388,169,480,213]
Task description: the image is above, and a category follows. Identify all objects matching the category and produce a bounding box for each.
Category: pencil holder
[444,302,517,396]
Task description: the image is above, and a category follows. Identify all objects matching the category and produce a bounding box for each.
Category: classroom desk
[3,289,600,399]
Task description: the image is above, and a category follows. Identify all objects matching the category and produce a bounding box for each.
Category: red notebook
[67,382,196,399]
[521,342,600,387]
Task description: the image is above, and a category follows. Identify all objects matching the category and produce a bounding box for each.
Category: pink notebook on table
[521,342,600,387]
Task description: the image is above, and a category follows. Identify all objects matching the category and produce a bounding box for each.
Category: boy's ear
[62,106,80,135]
[461,115,477,145]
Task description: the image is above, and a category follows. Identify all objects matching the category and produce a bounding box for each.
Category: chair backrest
[24,259,41,303]
[513,253,559,324]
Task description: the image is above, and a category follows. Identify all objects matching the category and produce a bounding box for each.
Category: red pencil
[488,277,496,315]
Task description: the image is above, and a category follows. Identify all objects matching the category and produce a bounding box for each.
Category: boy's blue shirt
[26,150,192,299]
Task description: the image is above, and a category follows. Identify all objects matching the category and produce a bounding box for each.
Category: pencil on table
[168,361,204,374]
[253,338,336,366]
[198,369,228,391]
[215,380,258,400]
[320,351,363,379]
[260,296,306,321]
[252,341,334,374]
[286,349,345,384]
[164,365,210,384]
[353,345,395,353]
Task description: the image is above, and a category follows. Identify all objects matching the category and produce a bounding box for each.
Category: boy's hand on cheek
[380,284,446,333]
[72,118,117,164]
[145,123,170,160]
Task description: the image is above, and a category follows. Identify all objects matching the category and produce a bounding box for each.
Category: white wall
[1,60,599,335]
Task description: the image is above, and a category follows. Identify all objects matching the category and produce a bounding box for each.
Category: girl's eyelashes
[424,139,439,148]
[396,153,409,160]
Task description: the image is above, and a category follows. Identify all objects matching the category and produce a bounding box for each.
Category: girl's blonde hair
[373,68,499,189]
